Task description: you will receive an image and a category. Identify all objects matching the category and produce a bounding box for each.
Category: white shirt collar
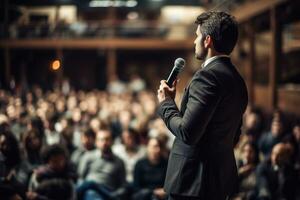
[202,55,230,68]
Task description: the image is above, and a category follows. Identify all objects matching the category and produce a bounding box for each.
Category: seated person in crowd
[132,137,168,200]
[243,106,264,143]
[235,142,259,200]
[76,127,126,200]
[71,128,96,170]
[28,144,76,191]
[283,121,300,167]
[256,143,298,200]
[0,129,27,199]
[112,128,146,183]
[21,129,43,169]
[258,116,285,159]
[44,115,64,146]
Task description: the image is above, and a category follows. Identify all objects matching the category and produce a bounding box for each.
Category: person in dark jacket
[133,137,168,200]
[256,143,298,200]
[28,144,76,191]
[157,11,248,200]
[258,116,285,159]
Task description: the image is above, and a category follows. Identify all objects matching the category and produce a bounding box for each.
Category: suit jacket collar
[202,55,231,69]
[202,55,230,68]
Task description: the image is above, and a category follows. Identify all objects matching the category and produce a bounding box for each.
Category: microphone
[166,58,185,87]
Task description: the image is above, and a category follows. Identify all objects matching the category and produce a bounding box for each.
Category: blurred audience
[1,84,300,200]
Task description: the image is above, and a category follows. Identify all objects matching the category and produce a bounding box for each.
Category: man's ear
[204,35,212,48]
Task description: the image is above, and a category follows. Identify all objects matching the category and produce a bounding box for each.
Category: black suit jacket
[158,57,248,199]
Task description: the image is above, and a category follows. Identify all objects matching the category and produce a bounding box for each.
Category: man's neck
[205,50,224,60]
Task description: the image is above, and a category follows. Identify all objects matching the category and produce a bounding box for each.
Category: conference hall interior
[1,0,300,200]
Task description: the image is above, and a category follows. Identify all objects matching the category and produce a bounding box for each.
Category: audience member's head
[71,108,81,124]
[27,117,44,138]
[147,137,164,164]
[41,144,67,172]
[96,128,113,154]
[241,142,259,165]
[0,131,21,171]
[6,104,18,121]
[292,121,300,142]
[81,128,96,151]
[45,115,59,131]
[0,121,10,133]
[118,110,132,130]
[89,117,101,133]
[121,128,139,150]
[55,98,66,114]
[244,107,263,138]
[23,129,42,153]
[60,126,74,151]
[271,118,284,138]
[271,143,293,168]
[67,95,77,111]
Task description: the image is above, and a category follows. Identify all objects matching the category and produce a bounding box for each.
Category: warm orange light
[51,60,61,71]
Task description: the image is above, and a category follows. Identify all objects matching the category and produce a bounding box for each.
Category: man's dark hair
[195,11,238,55]
[41,144,67,163]
[0,131,21,170]
[122,127,140,144]
[83,128,96,138]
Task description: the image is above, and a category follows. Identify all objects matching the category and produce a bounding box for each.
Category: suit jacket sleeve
[234,119,243,146]
[158,70,221,145]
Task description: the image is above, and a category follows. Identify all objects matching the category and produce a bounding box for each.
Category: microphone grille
[174,58,185,71]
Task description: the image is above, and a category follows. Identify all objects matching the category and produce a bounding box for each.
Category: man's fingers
[159,79,177,92]
[161,81,170,89]
[159,85,164,91]
[159,82,169,90]
[172,79,178,88]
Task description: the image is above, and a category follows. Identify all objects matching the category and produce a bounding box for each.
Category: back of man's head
[195,11,238,55]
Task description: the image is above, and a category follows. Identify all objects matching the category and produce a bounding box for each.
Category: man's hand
[153,188,167,199]
[157,80,177,103]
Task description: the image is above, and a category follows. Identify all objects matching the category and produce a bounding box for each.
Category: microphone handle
[166,67,178,87]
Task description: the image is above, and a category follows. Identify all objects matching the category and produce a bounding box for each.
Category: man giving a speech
[157,11,248,200]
